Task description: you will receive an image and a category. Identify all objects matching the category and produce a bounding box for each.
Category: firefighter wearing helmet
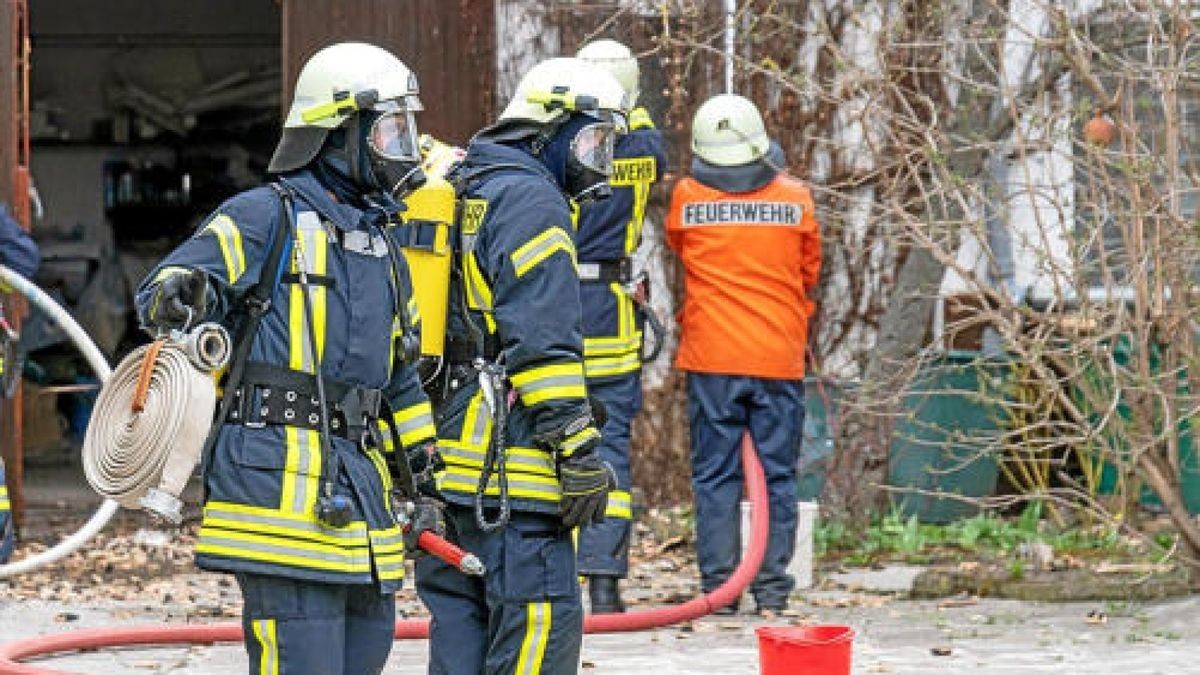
[134,42,441,673]
[414,57,625,673]
[667,93,821,616]
[572,38,667,614]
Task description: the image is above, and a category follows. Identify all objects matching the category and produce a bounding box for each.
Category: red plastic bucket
[756,624,854,675]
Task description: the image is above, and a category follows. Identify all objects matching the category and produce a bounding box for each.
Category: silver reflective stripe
[515,373,584,398]
[518,602,550,675]
[296,211,324,373]
[577,262,601,280]
[439,446,556,475]
[200,534,369,566]
[292,430,314,514]
[468,396,490,446]
[511,230,572,273]
[394,411,434,437]
[205,506,367,540]
[441,469,561,498]
[372,528,406,548]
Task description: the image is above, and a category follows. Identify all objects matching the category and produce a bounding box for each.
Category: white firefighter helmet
[497,57,629,131]
[576,39,640,106]
[690,93,770,167]
[269,42,422,173]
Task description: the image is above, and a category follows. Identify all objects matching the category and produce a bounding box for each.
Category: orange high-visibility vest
[665,174,821,379]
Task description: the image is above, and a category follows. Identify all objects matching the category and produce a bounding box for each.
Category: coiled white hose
[82,324,226,524]
[0,264,115,578]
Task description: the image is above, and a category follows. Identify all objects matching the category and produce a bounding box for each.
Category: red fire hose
[0,433,770,673]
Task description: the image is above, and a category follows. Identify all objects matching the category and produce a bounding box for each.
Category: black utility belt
[578,258,632,284]
[225,362,383,440]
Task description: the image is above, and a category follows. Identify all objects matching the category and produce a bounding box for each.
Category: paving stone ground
[4,465,1197,673]
[3,591,1199,673]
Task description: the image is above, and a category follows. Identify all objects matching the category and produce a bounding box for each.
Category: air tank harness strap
[577,257,632,284]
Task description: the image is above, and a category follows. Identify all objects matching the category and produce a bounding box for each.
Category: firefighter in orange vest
[665,93,821,615]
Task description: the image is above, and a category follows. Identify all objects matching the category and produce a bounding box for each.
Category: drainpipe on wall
[724,0,736,94]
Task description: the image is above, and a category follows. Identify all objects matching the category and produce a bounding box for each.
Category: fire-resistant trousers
[0,459,12,563]
[416,505,583,675]
[234,572,396,675]
[576,372,641,577]
[686,372,804,610]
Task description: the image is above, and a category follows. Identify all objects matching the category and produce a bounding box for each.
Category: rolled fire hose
[0,265,115,579]
[82,323,230,525]
[0,433,770,673]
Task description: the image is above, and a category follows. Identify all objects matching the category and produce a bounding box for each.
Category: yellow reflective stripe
[203,214,247,284]
[459,390,493,448]
[366,446,394,500]
[630,107,655,130]
[559,427,600,458]
[516,601,552,675]
[152,265,192,283]
[606,489,632,519]
[202,501,367,542]
[438,470,561,502]
[281,427,321,515]
[584,352,641,379]
[195,540,370,573]
[510,362,586,407]
[253,619,279,675]
[393,401,436,447]
[464,252,493,310]
[511,228,577,278]
[289,214,328,372]
[626,171,652,253]
[439,441,556,476]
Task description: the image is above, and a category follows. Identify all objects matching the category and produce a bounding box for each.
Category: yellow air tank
[400,175,455,358]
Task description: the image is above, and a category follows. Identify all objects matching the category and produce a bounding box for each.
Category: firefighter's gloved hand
[406,442,446,500]
[401,495,446,558]
[557,435,615,529]
[147,269,208,332]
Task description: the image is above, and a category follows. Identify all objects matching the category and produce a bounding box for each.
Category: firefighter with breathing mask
[134,42,442,674]
[571,38,667,614]
[414,57,625,674]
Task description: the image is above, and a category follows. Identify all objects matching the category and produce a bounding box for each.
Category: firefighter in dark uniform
[572,39,668,614]
[415,57,627,674]
[0,204,39,564]
[135,43,440,675]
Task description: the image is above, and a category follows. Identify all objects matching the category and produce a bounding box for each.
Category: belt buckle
[243,387,267,429]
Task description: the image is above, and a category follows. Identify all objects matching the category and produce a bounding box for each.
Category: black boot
[588,576,626,614]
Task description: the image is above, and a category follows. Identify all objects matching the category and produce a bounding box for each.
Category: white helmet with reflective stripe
[497,57,629,130]
[576,39,640,106]
[691,94,770,167]
[270,42,421,173]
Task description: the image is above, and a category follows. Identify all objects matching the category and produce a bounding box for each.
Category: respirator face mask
[565,118,618,204]
[365,99,426,198]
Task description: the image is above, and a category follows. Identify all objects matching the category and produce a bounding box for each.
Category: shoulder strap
[197,183,294,481]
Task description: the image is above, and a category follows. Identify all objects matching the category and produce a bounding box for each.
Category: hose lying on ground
[0,264,115,580]
[0,433,773,673]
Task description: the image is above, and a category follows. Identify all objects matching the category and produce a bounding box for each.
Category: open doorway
[19,0,280,511]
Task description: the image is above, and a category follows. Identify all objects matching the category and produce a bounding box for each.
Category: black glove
[147,268,208,331]
[558,438,616,529]
[400,495,446,557]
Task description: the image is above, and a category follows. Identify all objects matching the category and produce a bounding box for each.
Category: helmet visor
[570,122,617,175]
[368,110,420,163]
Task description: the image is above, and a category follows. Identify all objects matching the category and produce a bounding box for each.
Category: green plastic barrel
[799,377,846,500]
[886,351,1009,523]
[1089,336,1200,514]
